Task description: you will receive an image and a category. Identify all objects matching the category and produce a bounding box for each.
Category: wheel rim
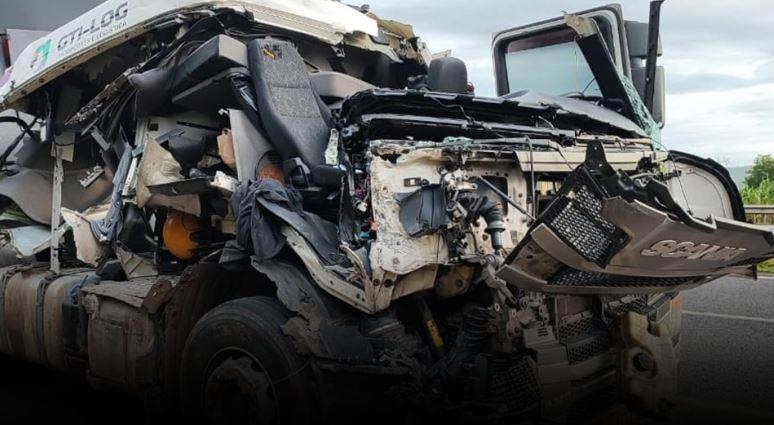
[204,355,278,425]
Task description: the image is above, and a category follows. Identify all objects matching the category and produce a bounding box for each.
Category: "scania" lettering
[57,2,129,51]
[640,240,747,262]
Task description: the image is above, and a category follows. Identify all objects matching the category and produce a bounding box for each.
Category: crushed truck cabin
[0,1,771,424]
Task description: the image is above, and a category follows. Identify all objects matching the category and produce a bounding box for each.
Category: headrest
[427,57,468,94]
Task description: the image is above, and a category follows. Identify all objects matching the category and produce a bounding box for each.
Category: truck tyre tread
[179,296,312,425]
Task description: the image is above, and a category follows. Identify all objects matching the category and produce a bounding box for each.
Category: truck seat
[247,38,332,173]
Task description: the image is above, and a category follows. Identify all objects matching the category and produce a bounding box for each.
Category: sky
[367,0,774,167]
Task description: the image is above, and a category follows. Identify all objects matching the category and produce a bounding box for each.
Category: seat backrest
[247,38,331,168]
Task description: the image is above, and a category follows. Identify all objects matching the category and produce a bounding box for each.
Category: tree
[744,154,774,188]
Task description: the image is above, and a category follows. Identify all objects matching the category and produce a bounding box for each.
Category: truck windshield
[504,28,601,97]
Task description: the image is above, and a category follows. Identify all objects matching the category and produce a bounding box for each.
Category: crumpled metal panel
[504,90,647,138]
[0,225,50,258]
[0,166,113,225]
[81,278,159,309]
[0,0,380,109]
[61,207,107,266]
[135,138,201,216]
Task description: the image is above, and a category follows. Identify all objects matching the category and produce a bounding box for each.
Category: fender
[251,254,374,361]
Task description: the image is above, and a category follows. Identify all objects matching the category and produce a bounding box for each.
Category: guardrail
[745,205,774,225]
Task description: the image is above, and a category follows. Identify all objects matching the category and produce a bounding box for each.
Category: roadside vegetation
[741,154,774,205]
[741,154,774,273]
[741,178,774,205]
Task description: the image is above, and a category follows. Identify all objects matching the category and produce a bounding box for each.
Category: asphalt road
[671,275,774,424]
[1,276,773,424]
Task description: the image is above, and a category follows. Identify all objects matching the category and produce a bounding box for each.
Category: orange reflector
[671,294,683,311]
[163,211,200,260]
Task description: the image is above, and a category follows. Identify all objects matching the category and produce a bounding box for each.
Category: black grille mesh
[490,356,540,413]
[545,198,611,262]
[540,171,619,265]
[566,333,611,364]
[550,268,695,288]
[608,295,652,315]
[557,312,612,365]
[575,184,616,234]
[557,316,598,341]
[729,255,774,268]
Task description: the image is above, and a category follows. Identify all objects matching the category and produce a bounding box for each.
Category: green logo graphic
[30,39,52,73]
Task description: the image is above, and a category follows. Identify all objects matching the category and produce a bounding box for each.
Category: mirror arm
[644,0,665,112]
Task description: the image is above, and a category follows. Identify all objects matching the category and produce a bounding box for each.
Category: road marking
[683,310,774,324]
[758,274,774,281]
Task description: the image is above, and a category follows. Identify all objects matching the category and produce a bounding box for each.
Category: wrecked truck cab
[0,1,771,423]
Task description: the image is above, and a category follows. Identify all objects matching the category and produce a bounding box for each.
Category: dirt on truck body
[0,1,771,424]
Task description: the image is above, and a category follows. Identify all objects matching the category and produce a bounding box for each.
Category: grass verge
[759,259,774,274]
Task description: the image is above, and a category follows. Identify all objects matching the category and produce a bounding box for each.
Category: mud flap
[498,142,774,294]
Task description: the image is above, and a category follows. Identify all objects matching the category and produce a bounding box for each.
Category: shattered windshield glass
[504,28,601,97]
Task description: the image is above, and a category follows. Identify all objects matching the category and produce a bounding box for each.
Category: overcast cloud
[366,0,774,166]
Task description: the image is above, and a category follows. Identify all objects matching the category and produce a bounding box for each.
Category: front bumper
[498,143,774,295]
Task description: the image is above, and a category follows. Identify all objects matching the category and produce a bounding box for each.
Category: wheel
[179,296,314,425]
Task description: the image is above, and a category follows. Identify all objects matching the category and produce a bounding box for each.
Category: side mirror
[626,19,665,126]
[631,64,665,126]
[651,66,665,126]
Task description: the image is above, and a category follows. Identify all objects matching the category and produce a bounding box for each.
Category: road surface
[671,275,774,424]
[0,276,773,424]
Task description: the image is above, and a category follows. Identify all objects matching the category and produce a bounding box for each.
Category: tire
[179,296,314,425]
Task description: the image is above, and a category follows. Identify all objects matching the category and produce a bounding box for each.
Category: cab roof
[0,0,380,109]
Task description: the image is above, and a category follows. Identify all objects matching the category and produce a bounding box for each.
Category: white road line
[683,310,774,324]
[758,274,774,281]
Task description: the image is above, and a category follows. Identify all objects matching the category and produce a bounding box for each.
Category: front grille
[729,255,773,267]
[545,197,612,262]
[566,333,611,364]
[550,268,695,288]
[557,315,599,341]
[607,295,657,315]
[574,184,616,234]
[540,170,620,265]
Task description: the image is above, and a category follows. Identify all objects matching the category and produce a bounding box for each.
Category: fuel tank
[0,265,90,370]
[0,265,160,395]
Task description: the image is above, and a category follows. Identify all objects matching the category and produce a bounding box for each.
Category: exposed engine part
[163,211,201,260]
[459,306,494,350]
[367,140,530,279]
